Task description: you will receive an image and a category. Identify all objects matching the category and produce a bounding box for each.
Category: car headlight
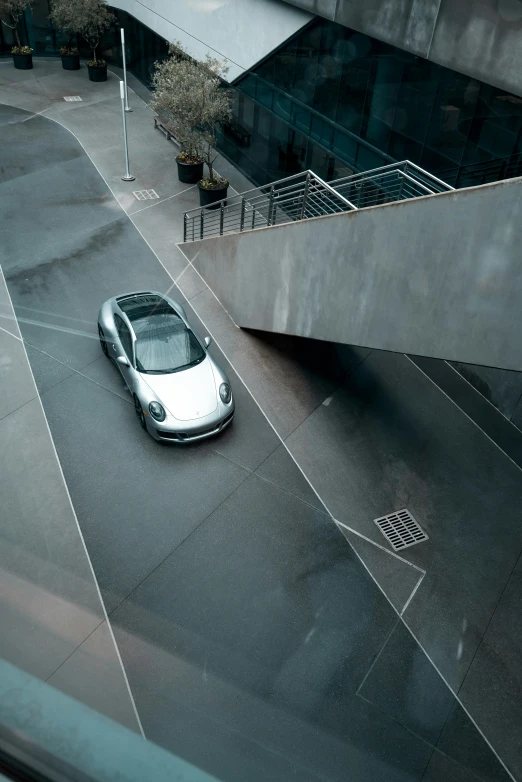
[219,383,232,404]
[149,401,166,421]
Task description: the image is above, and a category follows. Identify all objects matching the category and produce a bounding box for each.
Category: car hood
[142,358,218,421]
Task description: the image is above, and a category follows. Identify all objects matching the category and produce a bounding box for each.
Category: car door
[113,314,135,392]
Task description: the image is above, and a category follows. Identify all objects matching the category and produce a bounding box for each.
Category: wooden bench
[153,116,181,145]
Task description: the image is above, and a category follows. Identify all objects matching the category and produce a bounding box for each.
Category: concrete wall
[281,0,522,98]
[181,177,522,371]
[111,0,312,81]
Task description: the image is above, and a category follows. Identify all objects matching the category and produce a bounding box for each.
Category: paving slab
[110,474,434,782]
[339,525,423,615]
[457,553,522,782]
[40,371,249,612]
[0,325,36,420]
[0,271,137,729]
[47,620,139,733]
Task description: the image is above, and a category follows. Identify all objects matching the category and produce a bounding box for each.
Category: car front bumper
[150,408,235,443]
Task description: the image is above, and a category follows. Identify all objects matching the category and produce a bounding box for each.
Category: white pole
[120,80,135,181]
[120,27,132,112]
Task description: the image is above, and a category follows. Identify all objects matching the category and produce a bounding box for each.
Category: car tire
[98,325,109,358]
[134,394,147,430]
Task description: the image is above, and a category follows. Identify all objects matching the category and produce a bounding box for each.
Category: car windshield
[135,318,205,373]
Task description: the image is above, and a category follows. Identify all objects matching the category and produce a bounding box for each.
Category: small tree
[0,0,32,50]
[50,0,82,53]
[151,43,232,185]
[76,0,114,65]
[151,44,203,163]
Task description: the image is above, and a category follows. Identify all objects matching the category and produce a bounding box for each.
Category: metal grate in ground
[133,189,159,200]
[63,96,82,101]
[374,509,428,551]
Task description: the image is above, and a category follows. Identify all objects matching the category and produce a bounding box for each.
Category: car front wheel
[134,394,147,430]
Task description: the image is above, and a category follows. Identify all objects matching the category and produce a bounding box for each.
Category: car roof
[116,293,185,341]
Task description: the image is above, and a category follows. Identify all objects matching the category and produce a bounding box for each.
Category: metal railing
[183,160,453,242]
[330,160,453,209]
[439,152,522,189]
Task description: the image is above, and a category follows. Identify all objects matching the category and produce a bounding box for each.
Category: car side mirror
[117,355,130,367]
[204,336,212,348]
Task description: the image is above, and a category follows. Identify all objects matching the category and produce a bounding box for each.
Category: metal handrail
[401,160,455,192]
[183,160,453,242]
[184,170,314,219]
[330,160,454,193]
[308,172,357,211]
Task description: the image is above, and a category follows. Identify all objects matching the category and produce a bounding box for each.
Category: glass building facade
[2,6,522,189]
[220,18,522,187]
[0,5,169,79]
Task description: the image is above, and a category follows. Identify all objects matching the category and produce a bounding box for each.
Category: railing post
[183,213,187,243]
[220,203,225,235]
[397,172,405,201]
[300,172,310,219]
[200,210,204,240]
[240,197,245,231]
[267,185,275,225]
[252,207,256,229]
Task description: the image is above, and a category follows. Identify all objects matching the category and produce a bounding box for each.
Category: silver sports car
[97,291,234,442]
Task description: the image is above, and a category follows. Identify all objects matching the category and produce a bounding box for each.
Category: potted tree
[151,46,204,185]
[151,43,232,203]
[194,57,232,208]
[77,0,114,82]
[50,0,81,70]
[0,0,33,70]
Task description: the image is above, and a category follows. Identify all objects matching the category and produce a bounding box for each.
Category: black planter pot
[198,181,229,209]
[87,63,107,82]
[177,158,204,184]
[61,52,80,70]
[12,53,32,70]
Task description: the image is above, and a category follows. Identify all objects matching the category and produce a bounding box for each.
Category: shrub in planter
[60,46,80,70]
[151,42,232,193]
[11,44,33,69]
[0,0,33,68]
[198,175,228,209]
[176,151,204,184]
[50,0,82,69]
[87,58,107,81]
[75,0,114,83]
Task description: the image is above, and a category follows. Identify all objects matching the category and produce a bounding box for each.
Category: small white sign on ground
[132,189,159,201]
[63,96,82,102]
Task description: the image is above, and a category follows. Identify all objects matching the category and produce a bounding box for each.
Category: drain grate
[132,189,159,200]
[374,509,428,551]
[63,96,82,101]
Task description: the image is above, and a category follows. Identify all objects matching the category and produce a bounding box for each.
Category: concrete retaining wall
[181,177,522,371]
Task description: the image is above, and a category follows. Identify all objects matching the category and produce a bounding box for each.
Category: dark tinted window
[118,294,176,322]
[114,314,133,360]
[135,320,205,374]
[227,18,522,188]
